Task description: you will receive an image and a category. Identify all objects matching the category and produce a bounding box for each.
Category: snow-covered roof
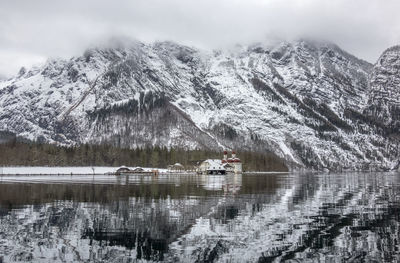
[203,159,225,170]
[116,166,131,173]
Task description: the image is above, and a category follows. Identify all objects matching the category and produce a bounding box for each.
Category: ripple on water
[0,172,399,262]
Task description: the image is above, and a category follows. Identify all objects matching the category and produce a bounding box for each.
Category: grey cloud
[0,0,399,76]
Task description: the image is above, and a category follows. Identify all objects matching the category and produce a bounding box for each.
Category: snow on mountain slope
[0,39,398,170]
[366,45,400,134]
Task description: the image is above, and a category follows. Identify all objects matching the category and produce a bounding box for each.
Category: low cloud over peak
[0,0,399,76]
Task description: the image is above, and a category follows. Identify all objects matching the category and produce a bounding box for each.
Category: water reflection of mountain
[0,174,279,262]
[168,173,400,262]
[0,173,400,262]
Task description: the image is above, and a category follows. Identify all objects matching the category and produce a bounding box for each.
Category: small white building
[167,163,185,172]
[197,151,243,175]
[197,159,226,175]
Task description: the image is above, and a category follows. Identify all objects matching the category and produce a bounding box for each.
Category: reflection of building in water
[168,173,400,262]
[200,174,242,194]
[0,178,246,262]
[2,173,400,262]
[200,174,225,190]
[223,174,242,194]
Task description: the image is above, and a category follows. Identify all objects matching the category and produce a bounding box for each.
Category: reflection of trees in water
[83,230,168,260]
[0,174,281,262]
[167,173,400,263]
[0,196,221,261]
[256,173,400,262]
[1,173,399,262]
[81,197,224,261]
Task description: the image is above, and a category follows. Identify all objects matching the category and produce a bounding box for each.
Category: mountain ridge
[0,39,398,171]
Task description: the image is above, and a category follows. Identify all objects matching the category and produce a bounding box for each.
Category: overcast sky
[0,0,399,77]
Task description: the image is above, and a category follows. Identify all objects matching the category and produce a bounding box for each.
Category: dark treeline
[0,140,288,172]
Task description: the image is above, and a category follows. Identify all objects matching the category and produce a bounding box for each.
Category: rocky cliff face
[366,45,400,135]
[0,39,398,170]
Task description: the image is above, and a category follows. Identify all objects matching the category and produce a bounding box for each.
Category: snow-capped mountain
[0,39,398,170]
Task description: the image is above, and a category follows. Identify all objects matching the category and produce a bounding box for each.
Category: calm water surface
[0,172,399,262]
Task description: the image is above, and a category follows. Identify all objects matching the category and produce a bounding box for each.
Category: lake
[0,172,399,262]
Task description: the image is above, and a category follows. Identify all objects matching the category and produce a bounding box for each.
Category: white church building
[197,151,243,174]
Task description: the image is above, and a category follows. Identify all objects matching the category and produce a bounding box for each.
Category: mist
[0,0,399,77]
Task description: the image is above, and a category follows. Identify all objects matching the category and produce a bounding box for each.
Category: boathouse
[198,159,226,175]
[197,151,243,174]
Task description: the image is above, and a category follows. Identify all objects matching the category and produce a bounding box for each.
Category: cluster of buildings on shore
[116,151,242,175]
[196,151,242,175]
[166,151,242,175]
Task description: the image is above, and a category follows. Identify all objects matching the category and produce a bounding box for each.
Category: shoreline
[0,166,289,176]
